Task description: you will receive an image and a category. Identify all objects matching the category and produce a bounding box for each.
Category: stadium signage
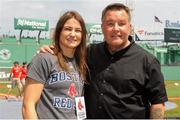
[0,72,10,79]
[164,28,180,42]
[86,23,103,34]
[135,25,164,41]
[0,49,11,60]
[165,20,180,28]
[14,18,49,31]
[143,31,164,36]
[89,25,102,34]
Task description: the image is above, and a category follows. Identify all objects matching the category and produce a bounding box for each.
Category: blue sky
[0,0,180,38]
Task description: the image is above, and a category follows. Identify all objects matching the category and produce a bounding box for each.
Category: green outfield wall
[0,38,51,67]
[0,44,40,67]
[0,38,179,81]
[161,66,180,80]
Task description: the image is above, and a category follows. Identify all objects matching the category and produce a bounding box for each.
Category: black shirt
[84,39,168,119]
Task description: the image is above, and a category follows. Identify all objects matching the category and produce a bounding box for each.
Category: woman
[22,11,88,119]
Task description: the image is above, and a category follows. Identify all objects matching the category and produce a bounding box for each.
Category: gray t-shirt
[27,53,84,119]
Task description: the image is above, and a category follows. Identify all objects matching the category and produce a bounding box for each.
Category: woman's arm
[22,77,44,119]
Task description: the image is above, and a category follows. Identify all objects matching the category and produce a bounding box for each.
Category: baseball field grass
[0,82,19,96]
[164,80,180,118]
[0,80,180,117]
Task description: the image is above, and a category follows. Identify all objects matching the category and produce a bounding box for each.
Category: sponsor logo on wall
[0,49,11,60]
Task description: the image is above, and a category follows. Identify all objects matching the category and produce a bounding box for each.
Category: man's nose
[114,23,120,30]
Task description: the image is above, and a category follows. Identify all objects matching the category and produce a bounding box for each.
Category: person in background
[39,3,168,119]
[20,62,27,89]
[22,11,88,119]
[7,61,22,99]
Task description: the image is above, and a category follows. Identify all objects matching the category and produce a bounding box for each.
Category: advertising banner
[164,28,180,42]
[14,18,49,31]
[134,24,164,41]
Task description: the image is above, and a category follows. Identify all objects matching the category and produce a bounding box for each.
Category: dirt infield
[0,93,16,100]
[0,84,7,88]
[168,97,180,100]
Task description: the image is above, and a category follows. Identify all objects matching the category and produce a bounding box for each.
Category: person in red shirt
[7,61,23,99]
[20,62,27,88]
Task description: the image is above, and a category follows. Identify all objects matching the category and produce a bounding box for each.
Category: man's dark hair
[101,3,131,22]
[13,61,19,64]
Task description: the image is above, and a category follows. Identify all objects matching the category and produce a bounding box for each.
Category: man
[39,3,168,119]
[8,61,23,99]
[84,3,167,119]
[20,62,27,87]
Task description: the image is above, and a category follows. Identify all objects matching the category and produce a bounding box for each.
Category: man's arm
[39,45,54,54]
[150,103,165,119]
[9,68,13,81]
[18,71,22,79]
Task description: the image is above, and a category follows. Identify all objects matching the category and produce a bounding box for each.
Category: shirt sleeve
[27,53,51,84]
[145,58,168,104]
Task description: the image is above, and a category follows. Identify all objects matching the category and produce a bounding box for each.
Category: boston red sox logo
[68,83,77,97]
[78,98,84,111]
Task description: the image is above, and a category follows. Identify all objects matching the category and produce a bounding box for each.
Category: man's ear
[130,24,133,35]
[101,23,104,34]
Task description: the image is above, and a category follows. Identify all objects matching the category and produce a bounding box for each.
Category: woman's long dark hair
[53,11,88,81]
